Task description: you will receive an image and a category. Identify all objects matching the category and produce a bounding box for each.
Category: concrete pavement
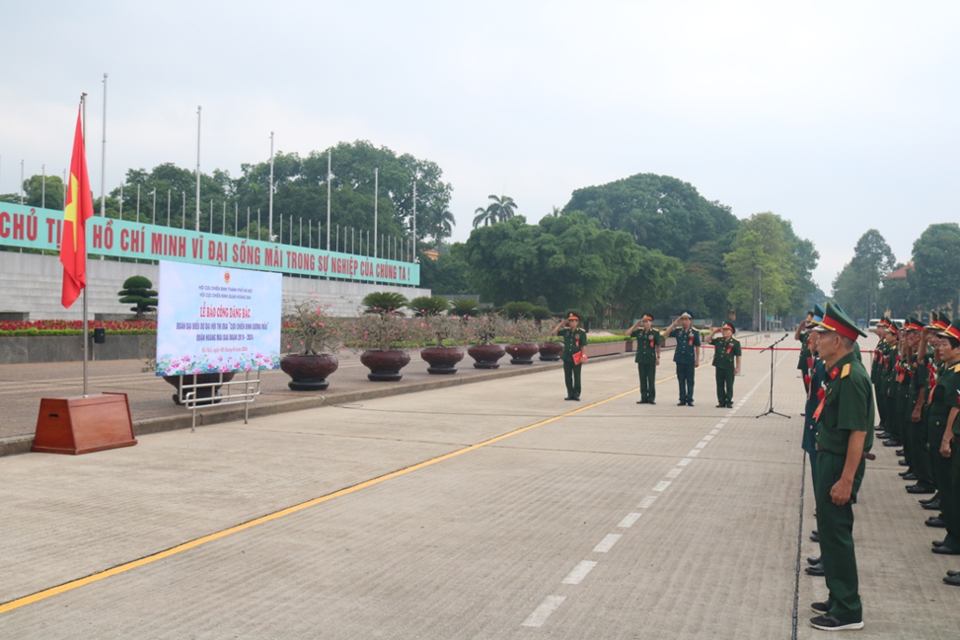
[1,337,959,638]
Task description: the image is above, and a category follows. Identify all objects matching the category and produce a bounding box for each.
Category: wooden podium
[33,392,137,455]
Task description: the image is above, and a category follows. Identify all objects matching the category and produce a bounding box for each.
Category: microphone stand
[756,333,791,419]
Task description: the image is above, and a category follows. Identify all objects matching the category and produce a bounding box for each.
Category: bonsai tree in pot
[466,311,508,369]
[418,313,469,374]
[505,316,544,365]
[348,299,414,381]
[279,299,342,391]
[118,275,158,319]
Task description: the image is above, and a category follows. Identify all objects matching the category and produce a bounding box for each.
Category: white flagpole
[42,164,46,208]
[195,106,201,232]
[82,92,90,397]
[326,149,331,250]
[269,132,274,241]
[412,178,417,261]
[99,73,107,217]
[374,167,378,258]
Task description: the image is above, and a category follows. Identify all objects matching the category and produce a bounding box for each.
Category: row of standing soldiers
[871,314,960,576]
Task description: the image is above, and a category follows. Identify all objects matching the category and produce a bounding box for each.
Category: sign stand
[33,392,137,454]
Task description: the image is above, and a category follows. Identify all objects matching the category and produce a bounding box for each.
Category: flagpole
[195,106,201,232]
[82,92,90,397]
[269,132,274,241]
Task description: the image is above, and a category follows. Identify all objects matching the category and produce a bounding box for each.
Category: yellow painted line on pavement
[0,371,673,616]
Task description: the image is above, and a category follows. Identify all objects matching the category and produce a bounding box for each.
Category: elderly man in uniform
[808,302,874,631]
[553,313,588,402]
[706,321,741,408]
[628,314,661,404]
[663,311,700,406]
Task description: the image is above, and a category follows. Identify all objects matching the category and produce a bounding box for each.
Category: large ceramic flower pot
[280,353,339,391]
[467,343,506,369]
[539,341,563,361]
[506,342,540,365]
[163,372,236,406]
[360,349,411,381]
[420,346,465,374]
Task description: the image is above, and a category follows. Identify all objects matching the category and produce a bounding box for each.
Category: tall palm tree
[472,194,517,228]
[473,206,493,228]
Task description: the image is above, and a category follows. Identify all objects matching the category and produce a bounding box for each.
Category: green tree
[563,173,738,259]
[908,223,960,316]
[22,174,65,210]
[472,194,517,228]
[831,229,897,322]
[118,276,158,319]
[723,213,793,328]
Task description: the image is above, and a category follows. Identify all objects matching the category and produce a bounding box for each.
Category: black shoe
[565,397,575,401]
[932,545,960,555]
[572,397,580,402]
[899,469,912,477]
[947,570,960,577]
[883,439,902,447]
[907,484,936,494]
[678,401,687,406]
[810,530,820,543]
[927,517,947,528]
[810,614,863,631]
[649,400,656,405]
[687,401,694,407]
[922,499,942,510]
[807,555,820,566]
[944,574,960,586]
[933,539,945,547]
[716,403,726,408]
[811,601,830,614]
[805,562,825,576]
[876,431,892,439]
[902,472,918,481]
[895,448,904,455]
[727,403,734,408]
[637,400,645,404]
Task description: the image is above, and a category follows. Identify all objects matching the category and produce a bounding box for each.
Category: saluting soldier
[628,314,661,404]
[930,316,960,559]
[663,311,700,406]
[902,317,937,495]
[921,313,949,522]
[808,302,874,632]
[706,321,741,408]
[872,319,890,437]
[880,322,903,448]
[552,313,588,402]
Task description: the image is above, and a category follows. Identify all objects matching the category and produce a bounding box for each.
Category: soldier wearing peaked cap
[628,314,661,404]
[808,302,874,631]
[930,316,960,566]
[706,321,741,408]
[552,312,588,402]
[796,311,815,394]
[663,311,700,406]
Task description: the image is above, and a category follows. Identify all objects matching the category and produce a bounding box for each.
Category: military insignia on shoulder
[828,366,840,380]
[841,363,851,378]
[952,362,960,373]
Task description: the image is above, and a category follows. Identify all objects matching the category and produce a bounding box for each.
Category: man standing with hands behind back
[663,311,700,406]
[553,313,588,402]
[808,302,874,631]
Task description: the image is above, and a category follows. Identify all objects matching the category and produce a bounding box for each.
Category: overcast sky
[3,1,958,292]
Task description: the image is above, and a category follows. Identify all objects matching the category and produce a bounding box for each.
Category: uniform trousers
[815,450,865,624]
[637,363,656,401]
[676,362,695,403]
[714,367,734,405]
[563,361,582,400]
[930,423,960,550]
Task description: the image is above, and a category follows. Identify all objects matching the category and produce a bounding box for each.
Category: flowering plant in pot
[279,299,342,391]
[346,305,414,381]
[505,317,544,365]
[539,316,564,361]
[466,312,508,369]
[418,313,469,374]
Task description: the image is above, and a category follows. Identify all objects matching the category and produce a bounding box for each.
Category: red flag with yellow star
[60,108,94,308]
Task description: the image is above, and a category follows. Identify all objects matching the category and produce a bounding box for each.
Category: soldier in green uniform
[552,313,587,402]
[922,314,949,519]
[706,321,741,408]
[880,322,903,448]
[808,302,874,632]
[899,318,935,494]
[663,311,700,406]
[930,317,960,558]
[628,314,661,404]
[796,311,814,393]
[873,320,891,438]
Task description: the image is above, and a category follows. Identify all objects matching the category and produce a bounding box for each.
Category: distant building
[422,249,439,261]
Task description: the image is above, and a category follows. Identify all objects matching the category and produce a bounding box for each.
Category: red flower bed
[0,319,157,334]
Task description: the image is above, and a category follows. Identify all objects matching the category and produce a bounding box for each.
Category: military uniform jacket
[814,351,875,455]
[558,328,588,364]
[929,359,960,436]
[803,357,826,453]
[871,339,887,384]
[797,331,811,371]
[668,327,700,364]
[912,347,935,406]
[631,328,661,364]
[711,337,741,369]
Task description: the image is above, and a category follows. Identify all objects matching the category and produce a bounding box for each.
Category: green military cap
[679,310,692,319]
[812,302,867,340]
[904,316,923,332]
[722,321,736,333]
[811,303,826,325]
[939,317,960,341]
